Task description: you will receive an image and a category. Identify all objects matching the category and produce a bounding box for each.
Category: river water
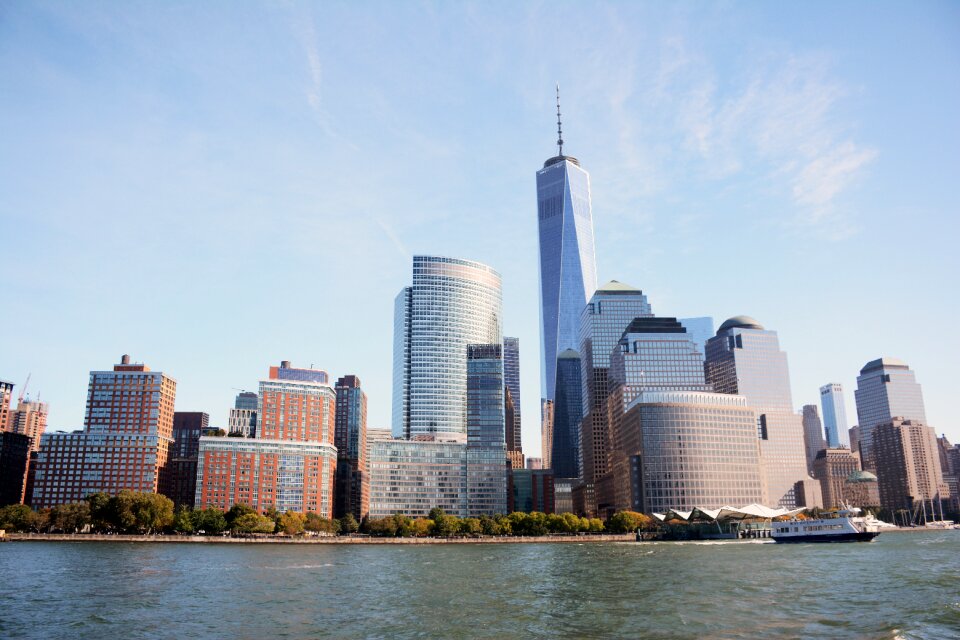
[1,531,957,639]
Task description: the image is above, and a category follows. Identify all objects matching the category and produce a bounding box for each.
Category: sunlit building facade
[6,399,48,452]
[466,344,508,516]
[819,383,849,448]
[368,439,468,518]
[503,337,523,466]
[392,256,503,441]
[854,358,927,471]
[705,316,810,508]
[801,404,827,472]
[227,391,257,437]
[873,418,947,515]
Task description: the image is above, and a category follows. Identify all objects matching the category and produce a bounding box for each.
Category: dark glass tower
[551,349,583,481]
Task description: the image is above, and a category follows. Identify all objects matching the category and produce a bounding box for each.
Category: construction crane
[18,373,31,404]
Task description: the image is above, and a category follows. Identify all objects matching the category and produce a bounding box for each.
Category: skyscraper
[801,404,827,472]
[502,337,523,468]
[392,256,503,441]
[0,380,14,430]
[0,431,31,506]
[334,375,368,521]
[678,317,715,356]
[227,391,258,437]
[537,88,598,407]
[854,358,927,470]
[812,448,861,508]
[465,344,508,516]
[31,354,177,508]
[705,316,810,508]
[819,383,849,448]
[873,418,947,518]
[5,399,48,452]
[577,281,653,508]
[167,411,209,509]
[551,349,583,483]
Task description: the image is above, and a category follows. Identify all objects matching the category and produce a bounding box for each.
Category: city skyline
[2,3,959,456]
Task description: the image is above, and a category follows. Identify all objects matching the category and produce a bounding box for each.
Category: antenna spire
[556,83,564,156]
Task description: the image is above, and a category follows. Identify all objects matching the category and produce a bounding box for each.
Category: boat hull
[773,531,879,543]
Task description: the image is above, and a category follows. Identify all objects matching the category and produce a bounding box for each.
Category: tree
[129,492,174,534]
[305,512,340,535]
[173,508,196,534]
[232,513,275,534]
[49,502,91,533]
[86,492,114,532]
[0,504,36,532]
[430,510,458,537]
[225,503,256,526]
[607,510,654,534]
[279,511,306,535]
[392,513,415,537]
[108,490,139,533]
[588,518,605,533]
[339,513,360,534]
[458,518,482,537]
[411,518,432,537]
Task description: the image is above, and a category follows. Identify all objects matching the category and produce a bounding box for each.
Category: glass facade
[551,350,583,481]
[819,383,849,448]
[678,317,714,356]
[502,337,522,455]
[367,439,468,518]
[705,317,809,508]
[465,344,508,516]
[392,256,503,441]
[854,358,927,470]
[801,404,827,472]
[537,157,598,403]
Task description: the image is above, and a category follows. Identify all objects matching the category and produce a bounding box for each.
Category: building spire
[556,83,564,156]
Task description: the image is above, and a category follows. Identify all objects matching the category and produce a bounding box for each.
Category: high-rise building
[30,355,177,508]
[392,256,503,441]
[873,418,948,517]
[577,281,653,509]
[196,361,338,516]
[0,380,14,430]
[466,344,508,516]
[801,404,827,472]
[705,316,810,508]
[936,435,960,515]
[166,412,209,509]
[509,468,555,514]
[551,350,583,485]
[227,391,258,437]
[540,399,554,471]
[854,358,927,470]
[537,88,598,408]
[678,317,714,356]
[819,383,849,448]
[503,337,523,468]
[812,448,862,509]
[368,439,468,518]
[334,375,368,521]
[0,431,31,506]
[6,399,49,452]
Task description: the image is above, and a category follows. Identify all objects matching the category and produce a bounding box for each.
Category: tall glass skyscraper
[819,383,849,448]
[502,336,523,462]
[577,281,652,496]
[552,349,584,481]
[854,358,927,470]
[466,344,509,516]
[392,256,503,441]
[537,90,598,405]
[705,316,810,508]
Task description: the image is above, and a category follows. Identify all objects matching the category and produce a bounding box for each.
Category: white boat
[772,508,881,543]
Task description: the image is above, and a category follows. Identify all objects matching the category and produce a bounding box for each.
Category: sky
[1,1,958,455]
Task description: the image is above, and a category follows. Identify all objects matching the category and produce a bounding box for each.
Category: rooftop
[717,315,765,334]
[860,357,910,375]
[596,280,642,295]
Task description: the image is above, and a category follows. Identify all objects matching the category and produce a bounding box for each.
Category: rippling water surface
[1,532,958,639]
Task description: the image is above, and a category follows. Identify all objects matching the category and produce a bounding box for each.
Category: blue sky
[1,1,958,454]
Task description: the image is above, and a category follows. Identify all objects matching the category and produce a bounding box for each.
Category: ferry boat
[772,508,881,543]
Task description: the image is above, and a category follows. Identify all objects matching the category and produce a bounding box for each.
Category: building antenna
[556,83,564,156]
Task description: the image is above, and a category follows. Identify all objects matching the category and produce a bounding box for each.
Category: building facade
[334,375,368,521]
[465,344,508,517]
[819,383,849,448]
[577,281,653,509]
[0,380,14,430]
[551,350,583,483]
[503,337,523,466]
[196,361,338,517]
[872,418,948,517]
[367,439,468,518]
[5,399,48,452]
[812,448,862,509]
[30,355,177,508]
[854,358,927,471]
[509,468,555,513]
[392,256,503,441]
[166,411,208,509]
[705,316,810,508]
[0,431,32,505]
[227,391,258,437]
[801,404,827,473]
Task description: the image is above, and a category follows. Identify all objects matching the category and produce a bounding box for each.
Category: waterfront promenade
[3,532,635,544]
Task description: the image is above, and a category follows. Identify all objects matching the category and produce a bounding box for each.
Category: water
[1,532,958,639]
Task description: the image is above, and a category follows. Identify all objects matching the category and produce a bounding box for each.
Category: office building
[540,400,554,471]
[873,418,948,516]
[812,448,862,509]
[0,431,31,505]
[552,350,583,483]
[227,391,257,437]
[577,281,653,509]
[854,358,927,470]
[936,436,960,515]
[0,380,13,430]
[509,468,555,513]
[678,317,714,356]
[537,89,598,409]
[705,316,810,508]
[503,337,523,468]
[196,361,338,517]
[334,375,368,521]
[30,355,177,509]
[525,457,542,470]
[6,399,49,453]
[392,256,503,441]
[843,470,881,508]
[368,439,468,518]
[465,344,509,516]
[819,383,849,448]
[166,412,208,509]
[801,404,827,472]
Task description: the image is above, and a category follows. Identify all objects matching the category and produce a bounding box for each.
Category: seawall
[3,533,636,545]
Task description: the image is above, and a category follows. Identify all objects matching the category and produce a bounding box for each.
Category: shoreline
[2,532,636,545]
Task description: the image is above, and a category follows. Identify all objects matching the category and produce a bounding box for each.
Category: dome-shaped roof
[846,470,878,483]
[717,315,764,334]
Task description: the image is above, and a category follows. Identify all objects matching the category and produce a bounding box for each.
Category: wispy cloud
[291,10,338,140]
